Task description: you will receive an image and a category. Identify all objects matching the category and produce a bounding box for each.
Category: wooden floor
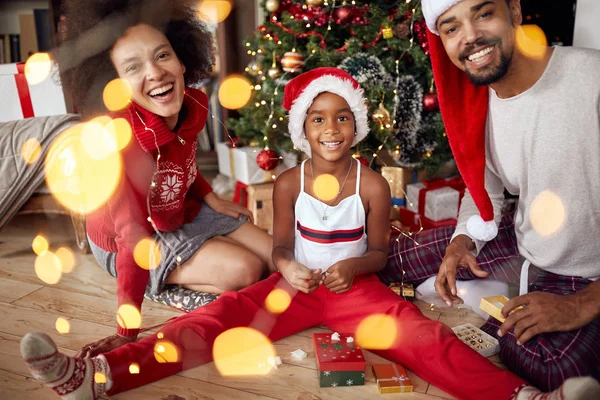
[0,213,506,400]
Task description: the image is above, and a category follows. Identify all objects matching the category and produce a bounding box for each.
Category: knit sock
[513,377,600,400]
[20,332,113,399]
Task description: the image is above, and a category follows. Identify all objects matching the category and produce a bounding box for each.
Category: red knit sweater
[86,88,213,336]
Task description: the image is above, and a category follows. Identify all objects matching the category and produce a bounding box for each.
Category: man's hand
[280,261,323,294]
[76,334,136,358]
[499,292,592,345]
[204,192,254,223]
[323,260,357,294]
[435,235,488,306]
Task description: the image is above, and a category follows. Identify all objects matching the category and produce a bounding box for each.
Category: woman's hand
[204,192,254,223]
[75,334,137,358]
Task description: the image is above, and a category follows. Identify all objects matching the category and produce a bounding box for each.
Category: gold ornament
[305,0,323,6]
[246,59,260,77]
[267,51,281,79]
[265,0,280,13]
[281,51,305,73]
[382,26,394,39]
[268,66,281,79]
[372,102,391,127]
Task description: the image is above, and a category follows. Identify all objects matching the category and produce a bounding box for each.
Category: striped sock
[20,332,112,400]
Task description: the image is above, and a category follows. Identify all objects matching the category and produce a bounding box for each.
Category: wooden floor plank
[0,277,42,303]
[13,286,179,329]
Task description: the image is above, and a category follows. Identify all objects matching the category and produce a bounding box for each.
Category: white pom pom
[466,215,498,241]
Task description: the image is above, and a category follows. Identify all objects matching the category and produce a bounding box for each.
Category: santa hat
[283,67,369,157]
[422,0,498,241]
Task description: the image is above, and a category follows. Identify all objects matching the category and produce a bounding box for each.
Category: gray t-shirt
[452,46,600,280]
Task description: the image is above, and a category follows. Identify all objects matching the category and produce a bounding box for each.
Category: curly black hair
[57,0,214,119]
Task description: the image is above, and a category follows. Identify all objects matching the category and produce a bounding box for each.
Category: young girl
[21,68,598,400]
[58,0,275,358]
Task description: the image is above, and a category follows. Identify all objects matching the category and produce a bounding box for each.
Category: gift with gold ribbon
[372,363,413,394]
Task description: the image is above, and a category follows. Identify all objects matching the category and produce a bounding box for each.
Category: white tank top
[294,158,368,272]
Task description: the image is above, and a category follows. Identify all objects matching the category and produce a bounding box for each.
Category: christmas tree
[226,0,452,173]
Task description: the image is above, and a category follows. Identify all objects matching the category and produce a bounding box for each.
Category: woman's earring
[354,132,357,136]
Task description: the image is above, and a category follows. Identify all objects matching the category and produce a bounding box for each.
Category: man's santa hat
[423,0,497,241]
[283,67,369,157]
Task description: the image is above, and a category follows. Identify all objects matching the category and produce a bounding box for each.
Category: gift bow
[376,363,408,383]
[418,177,465,216]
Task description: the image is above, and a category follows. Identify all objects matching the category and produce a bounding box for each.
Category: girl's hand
[75,334,136,358]
[280,261,323,294]
[204,192,254,223]
[323,260,358,294]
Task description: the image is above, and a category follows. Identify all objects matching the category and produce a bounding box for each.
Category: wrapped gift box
[480,295,523,323]
[406,177,465,222]
[381,166,413,206]
[0,63,67,122]
[216,142,296,185]
[372,363,413,394]
[452,323,499,358]
[398,207,457,232]
[246,182,274,234]
[312,333,366,387]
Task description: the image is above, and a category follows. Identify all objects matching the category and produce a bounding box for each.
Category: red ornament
[256,148,280,171]
[414,19,430,55]
[423,92,439,112]
[334,7,352,24]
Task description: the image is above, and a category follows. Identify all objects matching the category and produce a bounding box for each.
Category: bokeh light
[129,363,140,374]
[265,288,292,314]
[213,327,276,376]
[133,238,162,270]
[81,120,118,160]
[198,0,233,24]
[516,25,548,59]
[34,251,62,285]
[56,247,75,273]
[55,317,70,334]
[218,75,253,110]
[154,340,180,363]
[21,138,42,165]
[44,123,122,214]
[103,78,132,112]
[105,118,132,151]
[24,52,52,85]
[94,372,106,384]
[32,235,49,256]
[117,304,142,330]
[530,190,565,236]
[313,174,340,202]
[355,314,397,350]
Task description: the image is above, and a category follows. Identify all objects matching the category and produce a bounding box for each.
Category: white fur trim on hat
[422,0,465,35]
[288,74,369,157]
[466,215,498,241]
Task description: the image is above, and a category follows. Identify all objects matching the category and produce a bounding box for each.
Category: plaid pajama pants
[378,212,600,392]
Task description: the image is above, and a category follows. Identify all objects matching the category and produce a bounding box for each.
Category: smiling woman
[42,0,276,364]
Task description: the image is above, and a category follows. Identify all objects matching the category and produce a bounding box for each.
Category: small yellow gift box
[372,363,413,394]
[480,295,523,323]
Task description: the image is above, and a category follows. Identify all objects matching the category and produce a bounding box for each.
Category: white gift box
[406,182,460,222]
[0,63,67,123]
[216,142,297,185]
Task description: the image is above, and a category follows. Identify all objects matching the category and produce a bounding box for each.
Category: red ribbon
[14,63,34,119]
[271,17,327,49]
[417,177,465,216]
